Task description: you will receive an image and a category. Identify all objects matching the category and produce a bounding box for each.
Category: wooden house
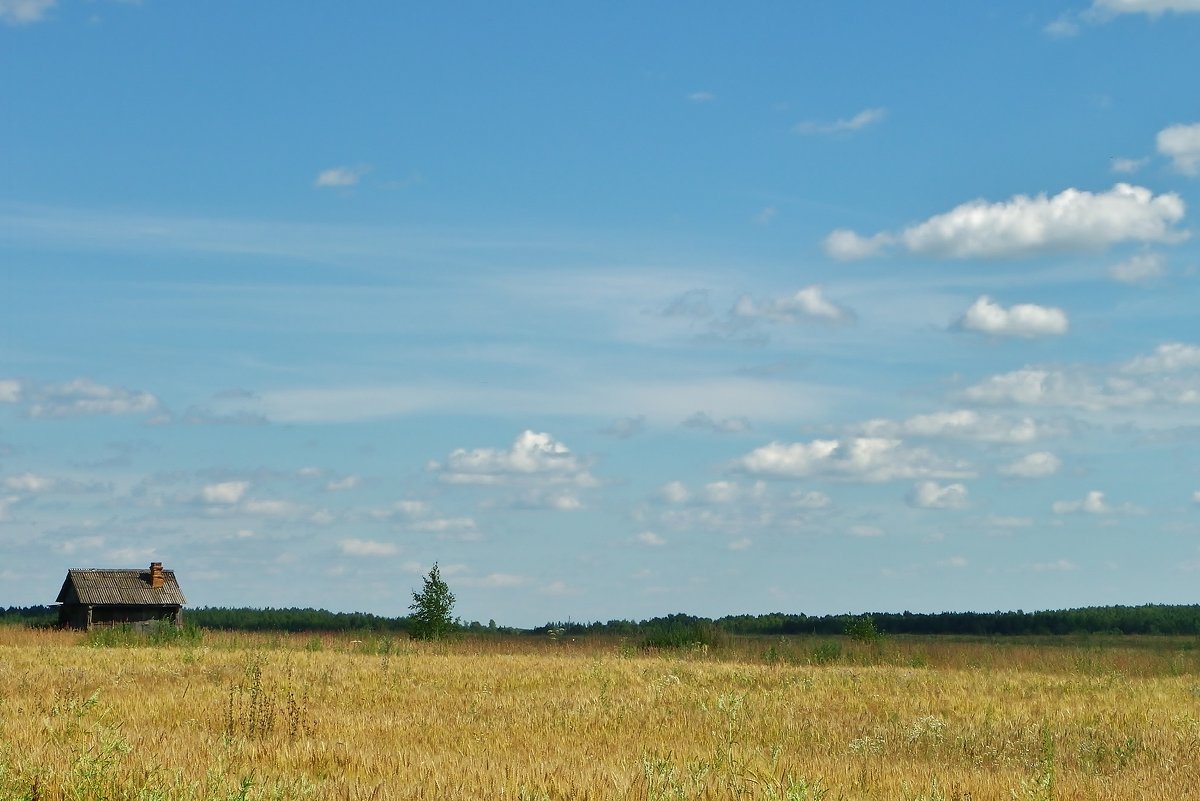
[55,562,186,630]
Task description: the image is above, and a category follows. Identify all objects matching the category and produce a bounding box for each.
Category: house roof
[56,568,187,606]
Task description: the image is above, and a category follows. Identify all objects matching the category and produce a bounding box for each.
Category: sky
[3,1,1200,627]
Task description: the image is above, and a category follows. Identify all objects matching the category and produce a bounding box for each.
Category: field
[1,627,1199,800]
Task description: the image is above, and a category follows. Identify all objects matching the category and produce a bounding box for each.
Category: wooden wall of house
[58,604,183,629]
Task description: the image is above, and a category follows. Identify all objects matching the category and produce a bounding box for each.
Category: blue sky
[3,1,1200,626]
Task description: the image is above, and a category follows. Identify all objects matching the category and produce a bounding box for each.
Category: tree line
[5,603,1200,637]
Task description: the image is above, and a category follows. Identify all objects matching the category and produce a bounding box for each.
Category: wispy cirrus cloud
[26,378,160,419]
[794,107,886,135]
[825,184,1187,261]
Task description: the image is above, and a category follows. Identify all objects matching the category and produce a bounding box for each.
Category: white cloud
[735,437,971,482]
[824,229,892,260]
[1109,252,1165,283]
[2,473,54,493]
[830,184,1187,261]
[791,489,832,509]
[0,496,20,522]
[1043,16,1080,37]
[601,415,646,439]
[242,499,302,517]
[908,481,969,509]
[1111,157,1148,174]
[988,515,1033,528]
[999,452,1062,478]
[958,296,1068,338]
[1092,0,1200,15]
[1030,559,1078,572]
[339,538,398,557]
[688,91,715,103]
[0,0,55,25]
[325,474,361,492]
[636,531,667,546]
[861,409,1049,444]
[393,499,431,517]
[848,525,884,538]
[660,481,690,504]
[201,481,249,505]
[409,517,480,541]
[28,378,159,418]
[962,368,1153,410]
[702,481,741,504]
[0,380,20,403]
[1052,490,1112,514]
[794,107,886,135]
[314,165,369,188]
[431,430,596,487]
[682,411,751,434]
[1157,123,1200,175]
[1122,342,1200,373]
[733,286,853,324]
[939,556,969,568]
[728,537,753,551]
[463,573,528,589]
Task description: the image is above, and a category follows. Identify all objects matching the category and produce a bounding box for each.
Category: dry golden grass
[1,627,1199,800]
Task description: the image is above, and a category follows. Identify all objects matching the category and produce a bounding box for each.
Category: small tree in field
[409,562,457,640]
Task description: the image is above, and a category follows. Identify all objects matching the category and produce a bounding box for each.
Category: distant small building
[55,562,186,630]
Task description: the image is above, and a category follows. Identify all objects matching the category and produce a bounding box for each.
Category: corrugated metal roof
[56,569,186,606]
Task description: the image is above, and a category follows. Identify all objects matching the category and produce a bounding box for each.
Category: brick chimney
[150,562,164,590]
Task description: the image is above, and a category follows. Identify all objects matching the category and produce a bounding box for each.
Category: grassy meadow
[1,626,1199,800]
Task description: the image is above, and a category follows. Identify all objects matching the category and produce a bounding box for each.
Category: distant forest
[4,603,1200,638]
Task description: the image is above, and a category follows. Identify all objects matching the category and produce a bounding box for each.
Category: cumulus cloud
[325,474,361,492]
[0,380,20,403]
[735,437,971,482]
[430,430,596,487]
[635,531,666,546]
[28,378,160,418]
[958,296,1068,338]
[1109,252,1165,283]
[794,107,886,135]
[1052,490,1113,514]
[1123,342,1200,373]
[2,473,54,493]
[688,91,715,103]
[314,165,369,188]
[1157,123,1200,175]
[660,289,712,319]
[828,184,1187,261]
[824,229,892,260]
[201,481,249,505]
[339,538,398,557]
[409,517,481,539]
[859,409,1050,444]
[660,481,691,504]
[728,537,753,550]
[962,368,1153,410]
[682,411,751,434]
[999,452,1062,478]
[0,0,55,25]
[790,489,832,509]
[0,495,21,521]
[908,481,969,509]
[732,286,854,324]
